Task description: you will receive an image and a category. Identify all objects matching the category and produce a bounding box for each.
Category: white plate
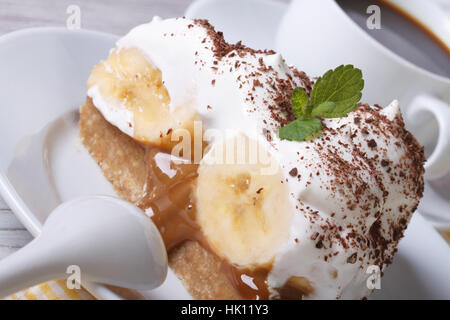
[0,9,449,300]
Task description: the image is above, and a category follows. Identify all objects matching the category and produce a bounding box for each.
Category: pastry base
[79,98,242,299]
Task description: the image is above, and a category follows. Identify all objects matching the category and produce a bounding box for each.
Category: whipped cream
[87,17,424,299]
[270,100,424,299]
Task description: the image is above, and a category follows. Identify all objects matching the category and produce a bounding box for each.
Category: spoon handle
[0,238,64,298]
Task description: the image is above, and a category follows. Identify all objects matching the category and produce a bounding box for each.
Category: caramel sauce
[136,146,270,299]
[276,276,313,300]
[222,263,270,300]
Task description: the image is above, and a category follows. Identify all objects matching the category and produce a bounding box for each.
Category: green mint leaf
[310,64,364,118]
[291,87,309,118]
[279,64,364,143]
[278,118,322,142]
[311,101,336,117]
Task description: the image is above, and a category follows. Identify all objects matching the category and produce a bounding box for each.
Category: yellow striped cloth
[3,280,94,300]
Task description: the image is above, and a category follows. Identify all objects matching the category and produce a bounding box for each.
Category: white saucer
[0,8,448,299]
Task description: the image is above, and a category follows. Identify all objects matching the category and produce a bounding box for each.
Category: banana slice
[87,48,197,149]
[195,135,293,269]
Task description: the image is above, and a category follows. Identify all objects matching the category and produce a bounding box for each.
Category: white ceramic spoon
[0,196,168,298]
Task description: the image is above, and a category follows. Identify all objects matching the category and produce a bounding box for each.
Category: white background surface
[0,0,448,260]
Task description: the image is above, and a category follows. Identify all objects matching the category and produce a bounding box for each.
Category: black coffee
[336,0,450,78]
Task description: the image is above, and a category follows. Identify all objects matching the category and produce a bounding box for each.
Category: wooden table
[1,0,449,260]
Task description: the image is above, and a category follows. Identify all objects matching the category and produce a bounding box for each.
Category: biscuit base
[79,98,242,299]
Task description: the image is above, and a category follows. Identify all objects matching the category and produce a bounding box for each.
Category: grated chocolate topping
[191,17,424,278]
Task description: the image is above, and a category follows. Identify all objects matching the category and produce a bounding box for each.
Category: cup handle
[406,94,450,180]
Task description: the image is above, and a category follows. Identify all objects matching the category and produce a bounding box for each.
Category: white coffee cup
[276,0,450,180]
